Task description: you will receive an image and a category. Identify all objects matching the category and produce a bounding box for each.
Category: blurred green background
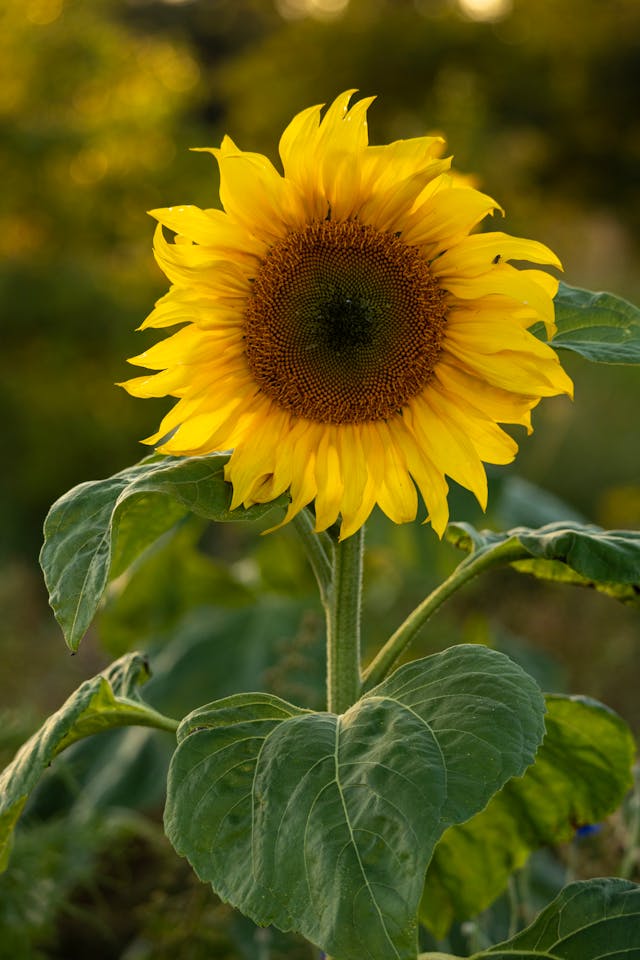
[1,0,639,956]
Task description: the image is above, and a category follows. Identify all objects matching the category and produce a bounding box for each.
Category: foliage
[166,647,543,960]
[2,1,640,955]
[538,283,640,364]
[421,878,640,959]
[40,453,285,650]
[0,279,635,955]
[421,695,636,937]
[0,653,176,871]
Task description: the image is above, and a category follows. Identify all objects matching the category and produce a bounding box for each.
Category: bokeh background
[1,0,639,956]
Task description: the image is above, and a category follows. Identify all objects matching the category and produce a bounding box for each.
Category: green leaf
[421,695,636,937]
[482,878,640,958]
[447,520,640,606]
[40,453,287,650]
[165,644,545,960]
[419,879,640,959]
[537,282,640,364]
[0,653,177,872]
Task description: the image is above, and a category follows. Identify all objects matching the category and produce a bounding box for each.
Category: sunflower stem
[325,526,364,714]
[361,540,531,691]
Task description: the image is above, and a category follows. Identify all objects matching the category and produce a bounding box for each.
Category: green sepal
[421,694,636,937]
[165,644,545,960]
[40,453,287,650]
[0,653,177,872]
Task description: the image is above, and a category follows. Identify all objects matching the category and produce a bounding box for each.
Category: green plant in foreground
[2,94,640,957]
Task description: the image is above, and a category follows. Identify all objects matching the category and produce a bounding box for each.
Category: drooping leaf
[165,644,545,960]
[40,453,287,650]
[535,282,640,364]
[483,878,640,958]
[421,695,636,937]
[0,653,177,872]
[420,879,640,959]
[447,521,640,606]
[61,599,325,820]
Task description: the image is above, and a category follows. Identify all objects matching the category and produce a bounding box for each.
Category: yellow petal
[119,367,187,399]
[358,158,451,233]
[152,224,252,297]
[213,145,305,241]
[275,424,320,529]
[128,324,242,370]
[408,392,489,508]
[445,316,563,359]
[433,231,562,279]
[336,425,377,539]
[443,342,574,398]
[278,102,323,179]
[226,406,289,508]
[394,419,450,536]
[361,135,447,186]
[435,360,539,432]
[442,263,558,337]
[370,422,418,525]
[429,382,519,465]
[146,371,256,443]
[159,384,261,457]
[278,102,328,220]
[401,179,501,252]
[314,426,344,531]
[148,205,266,260]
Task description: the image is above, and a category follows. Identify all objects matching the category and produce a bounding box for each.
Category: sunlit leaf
[447,520,640,606]
[421,695,636,937]
[165,644,544,960]
[536,282,640,363]
[40,453,287,651]
[0,653,177,872]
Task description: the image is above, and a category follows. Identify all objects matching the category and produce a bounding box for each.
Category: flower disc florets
[122,91,572,539]
[244,219,448,424]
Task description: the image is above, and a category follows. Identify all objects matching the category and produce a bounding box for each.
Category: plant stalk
[325,526,364,715]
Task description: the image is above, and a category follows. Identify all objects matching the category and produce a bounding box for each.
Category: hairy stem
[325,527,364,715]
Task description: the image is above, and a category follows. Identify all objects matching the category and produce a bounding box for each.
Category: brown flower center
[243,219,448,423]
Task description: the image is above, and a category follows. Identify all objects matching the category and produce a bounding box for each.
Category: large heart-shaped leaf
[40,453,286,650]
[0,653,177,871]
[165,644,545,960]
[534,282,640,364]
[420,878,640,959]
[448,521,640,606]
[421,694,636,937]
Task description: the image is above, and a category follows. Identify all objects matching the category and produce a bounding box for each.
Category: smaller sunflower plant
[2,93,640,958]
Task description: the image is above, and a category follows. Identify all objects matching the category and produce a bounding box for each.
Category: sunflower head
[122,91,572,539]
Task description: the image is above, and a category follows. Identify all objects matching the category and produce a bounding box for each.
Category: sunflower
[122,91,572,539]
